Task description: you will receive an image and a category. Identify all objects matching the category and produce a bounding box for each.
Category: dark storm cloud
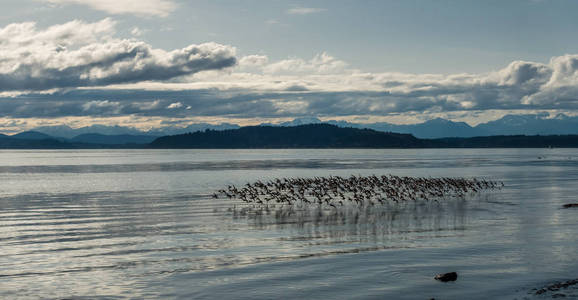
[4,81,578,120]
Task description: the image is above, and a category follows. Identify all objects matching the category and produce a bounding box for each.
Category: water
[0,149,577,299]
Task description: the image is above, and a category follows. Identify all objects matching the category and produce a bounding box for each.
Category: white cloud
[0,19,237,92]
[82,100,122,114]
[263,52,347,74]
[130,27,144,37]
[131,100,162,111]
[167,102,183,109]
[287,7,327,15]
[91,51,578,116]
[41,0,177,17]
[0,18,116,47]
[239,55,269,67]
[491,60,551,86]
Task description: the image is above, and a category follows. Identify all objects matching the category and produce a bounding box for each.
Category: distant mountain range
[2,113,578,148]
[316,113,578,138]
[2,124,578,149]
[30,123,240,139]
[22,113,578,142]
[0,132,143,149]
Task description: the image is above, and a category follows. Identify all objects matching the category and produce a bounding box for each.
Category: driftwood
[535,279,578,295]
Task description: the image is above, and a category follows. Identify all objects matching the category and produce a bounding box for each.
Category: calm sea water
[1,149,577,299]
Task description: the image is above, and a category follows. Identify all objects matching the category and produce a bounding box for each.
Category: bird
[214,174,502,210]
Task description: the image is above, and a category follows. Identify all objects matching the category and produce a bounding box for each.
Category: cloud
[3,45,578,129]
[132,100,162,111]
[0,18,116,46]
[41,0,177,17]
[239,55,269,68]
[167,102,183,109]
[0,19,237,92]
[82,100,122,114]
[263,52,347,74]
[494,60,551,86]
[130,27,145,37]
[102,52,578,116]
[287,7,327,15]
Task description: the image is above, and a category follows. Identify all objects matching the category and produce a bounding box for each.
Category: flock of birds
[213,174,503,208]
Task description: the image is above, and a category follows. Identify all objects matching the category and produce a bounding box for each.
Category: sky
[1,0,578,133]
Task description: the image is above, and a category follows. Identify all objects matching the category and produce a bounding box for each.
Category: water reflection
[1,149,577,300]
[233,195,486,247]
[0,157,575,174]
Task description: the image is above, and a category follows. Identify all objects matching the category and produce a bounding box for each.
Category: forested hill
[149,124,578,149]
[433,135,578,148]
[149,124,423,148]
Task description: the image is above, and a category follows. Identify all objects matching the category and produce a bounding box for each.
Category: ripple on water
[1,149,578,299]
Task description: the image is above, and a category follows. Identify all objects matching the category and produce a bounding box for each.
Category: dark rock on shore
[434,272,458,282]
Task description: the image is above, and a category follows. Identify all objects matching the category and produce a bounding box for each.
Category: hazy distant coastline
[2,123,578,149]
[12,113,578,140]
